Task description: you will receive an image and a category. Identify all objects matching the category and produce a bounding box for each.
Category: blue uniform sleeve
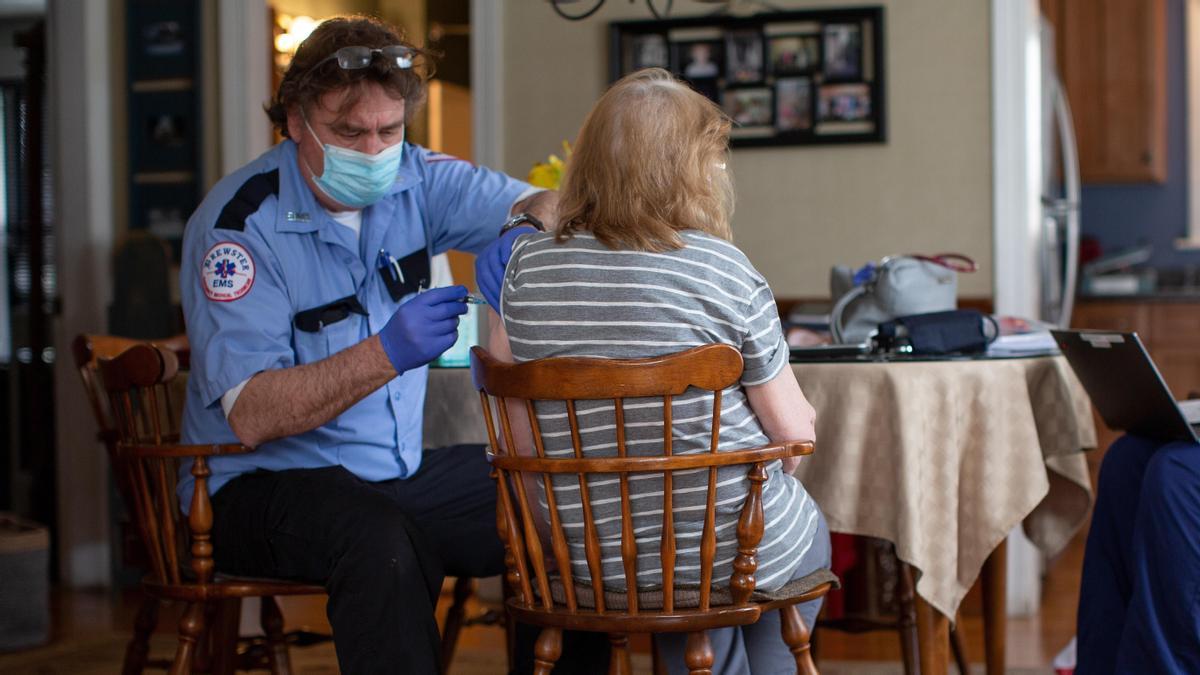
[419,150,534,255]
[182,211,295,410]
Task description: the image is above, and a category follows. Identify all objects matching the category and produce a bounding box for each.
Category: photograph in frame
[725,29,765,83]
[817,83,872,123]
[769,34,820,76]
[775,77,813,132]
[673,39,724,81]
[627,33,669,71]
[723,87,773,129]
[823,23,863,80]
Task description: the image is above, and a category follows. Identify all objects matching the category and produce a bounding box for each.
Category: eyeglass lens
[333,45,413,70]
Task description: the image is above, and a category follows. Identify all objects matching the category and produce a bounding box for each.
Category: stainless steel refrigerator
[1038,16,1082,328]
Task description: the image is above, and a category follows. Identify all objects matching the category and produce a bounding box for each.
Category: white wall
[499,0,994,298]
[216,0,272,178]
[49,0,115,587]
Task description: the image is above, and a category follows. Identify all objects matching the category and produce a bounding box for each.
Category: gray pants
[655,511,832,675]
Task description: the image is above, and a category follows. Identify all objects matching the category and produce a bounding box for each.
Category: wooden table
[426,353,1096,674]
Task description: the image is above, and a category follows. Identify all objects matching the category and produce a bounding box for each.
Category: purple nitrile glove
[378,285,468,374]
[475,225,537,312]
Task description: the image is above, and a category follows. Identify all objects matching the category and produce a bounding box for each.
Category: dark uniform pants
[1076,434,1200,674]
[211,444,609,674]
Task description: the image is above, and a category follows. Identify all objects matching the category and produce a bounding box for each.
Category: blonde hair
[556,68,734,251]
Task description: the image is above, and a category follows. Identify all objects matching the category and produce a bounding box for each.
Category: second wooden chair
[98,342,325,674]
[471,344,838,674]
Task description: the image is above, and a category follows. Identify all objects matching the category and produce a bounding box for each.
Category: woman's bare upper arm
[744,364,816,444]
[485,310,536,457]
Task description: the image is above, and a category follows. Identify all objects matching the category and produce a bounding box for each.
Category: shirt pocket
[323,315,363,356]
[292,313,364,364]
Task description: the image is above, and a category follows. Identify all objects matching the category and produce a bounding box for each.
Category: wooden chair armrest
[780,440,815,457]
[490,441,813,473]
[119,442,253,458]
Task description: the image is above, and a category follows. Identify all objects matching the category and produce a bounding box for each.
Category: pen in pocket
[376,248,404,283]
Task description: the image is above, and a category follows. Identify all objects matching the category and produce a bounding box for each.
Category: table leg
[914,582,949,675]
[981,539,1007,675]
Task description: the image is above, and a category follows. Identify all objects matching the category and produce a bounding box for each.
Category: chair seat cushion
[547,568,839,611]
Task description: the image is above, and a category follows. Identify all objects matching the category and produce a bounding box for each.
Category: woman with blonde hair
[488,68,829,673]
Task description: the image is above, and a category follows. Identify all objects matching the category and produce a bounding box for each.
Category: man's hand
[379,285,469,374]
[476,226,536,312]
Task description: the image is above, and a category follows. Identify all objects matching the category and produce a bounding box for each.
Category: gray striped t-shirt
[500,230,820,593]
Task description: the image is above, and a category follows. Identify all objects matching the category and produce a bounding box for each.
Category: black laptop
[1052,330,1200,443]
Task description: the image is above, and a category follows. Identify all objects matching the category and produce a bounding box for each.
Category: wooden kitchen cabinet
[1073,299,1200,460]
[1073,300,1200,398]
[1040,0,1167,183]
[1070,300,1149,333]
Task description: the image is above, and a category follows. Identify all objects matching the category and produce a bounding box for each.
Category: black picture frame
[610,6,886,148]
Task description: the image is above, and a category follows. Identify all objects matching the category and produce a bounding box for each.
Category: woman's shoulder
[513,230,602,253]
[678,231,767,284]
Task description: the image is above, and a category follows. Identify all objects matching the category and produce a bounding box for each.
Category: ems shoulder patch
[201,241,255,302]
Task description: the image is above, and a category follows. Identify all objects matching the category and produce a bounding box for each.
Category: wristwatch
[499,212,545,236]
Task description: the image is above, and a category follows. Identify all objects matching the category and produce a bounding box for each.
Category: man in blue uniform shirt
[178,16,584,674]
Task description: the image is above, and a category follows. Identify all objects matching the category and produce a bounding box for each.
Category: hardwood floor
[6,518,1088,673]
[11,436,1112,674]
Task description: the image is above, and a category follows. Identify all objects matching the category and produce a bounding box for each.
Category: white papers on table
[987,330,1059,356]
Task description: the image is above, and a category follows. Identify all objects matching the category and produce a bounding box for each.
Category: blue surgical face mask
[303,113,405,209]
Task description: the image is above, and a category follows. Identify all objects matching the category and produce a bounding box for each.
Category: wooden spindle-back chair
[73,333,191,673]
[84,336,499,674]
[97,343,325,674]
[470,344,838,675]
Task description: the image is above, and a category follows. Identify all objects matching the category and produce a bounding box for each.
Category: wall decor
[126,0,203,262]
[610,6,885,147]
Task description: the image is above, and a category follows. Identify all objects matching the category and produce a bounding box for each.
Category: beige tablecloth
[425,355,1097,619]
[789,355,1096,618]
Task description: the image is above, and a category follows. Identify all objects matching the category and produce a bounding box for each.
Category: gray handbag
[829,254,977,344]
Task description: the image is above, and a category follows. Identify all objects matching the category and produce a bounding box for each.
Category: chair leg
[169,601,207,675]
[122,595,160,675]
[209,599,241,675]
[193,603,216,673]
[608,633,632,675]
[533,627,563,675]
[950,617,970,675]
[503,580,517,675]
[441,577,474,672]
[684,631,714,675]
[261,596,293,675]
[781,604,819,675]
[897,563,921,675]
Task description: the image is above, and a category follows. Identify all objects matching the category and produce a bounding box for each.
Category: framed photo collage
[610,6,885,148]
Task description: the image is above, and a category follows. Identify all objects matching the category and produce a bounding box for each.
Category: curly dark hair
[265,15,434,138]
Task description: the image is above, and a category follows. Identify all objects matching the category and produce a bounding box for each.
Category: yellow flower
[527,141,573,190]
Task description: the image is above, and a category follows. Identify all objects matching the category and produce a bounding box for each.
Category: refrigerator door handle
[1052,72,1081,329]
